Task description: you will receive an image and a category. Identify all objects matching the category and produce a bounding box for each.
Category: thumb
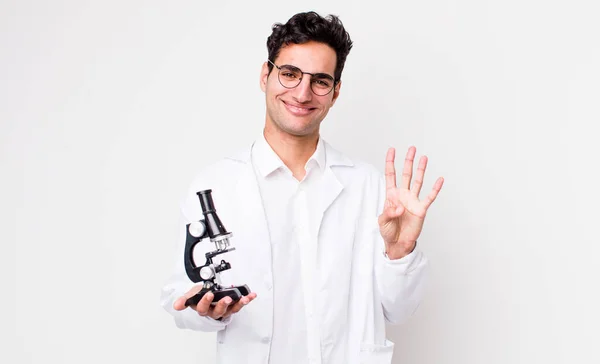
[173,296,187,311]
[173,285,204,311]
[379,204,405,225]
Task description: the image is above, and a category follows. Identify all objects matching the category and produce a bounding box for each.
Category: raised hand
[378,146,444,259]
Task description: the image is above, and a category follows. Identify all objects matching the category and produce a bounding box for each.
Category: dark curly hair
[266,11,353,83]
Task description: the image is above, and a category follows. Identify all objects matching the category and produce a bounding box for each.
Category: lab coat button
[261,336,270,344]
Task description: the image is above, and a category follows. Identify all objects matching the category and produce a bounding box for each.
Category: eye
[313,78,332,87]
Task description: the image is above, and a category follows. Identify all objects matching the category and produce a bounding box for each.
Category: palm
[378,146,444,258]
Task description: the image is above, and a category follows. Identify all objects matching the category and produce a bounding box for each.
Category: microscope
[183,189,250,307]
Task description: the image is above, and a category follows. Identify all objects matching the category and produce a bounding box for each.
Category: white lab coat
[160,138,428,364]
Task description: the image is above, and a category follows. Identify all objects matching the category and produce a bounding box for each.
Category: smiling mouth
[282,101,316,116]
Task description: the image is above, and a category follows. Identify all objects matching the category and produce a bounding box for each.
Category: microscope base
[185,284,251,307]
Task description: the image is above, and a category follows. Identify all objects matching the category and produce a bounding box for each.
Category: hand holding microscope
[183,189,250,307]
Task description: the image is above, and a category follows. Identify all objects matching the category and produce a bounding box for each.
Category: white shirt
[251,134,326,363]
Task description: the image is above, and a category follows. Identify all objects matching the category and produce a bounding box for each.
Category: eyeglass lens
[277,65,334,95]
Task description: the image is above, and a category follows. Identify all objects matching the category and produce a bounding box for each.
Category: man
[160,11,444,364]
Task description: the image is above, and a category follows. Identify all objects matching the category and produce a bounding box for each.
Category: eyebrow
[280,64,334,80]
[313,73,334,80]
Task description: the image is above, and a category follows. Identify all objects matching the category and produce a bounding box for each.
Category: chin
[283,123,319,137]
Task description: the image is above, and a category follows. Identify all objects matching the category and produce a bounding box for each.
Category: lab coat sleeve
[374,174,429,326]
[376,247,428,325]
[159,202,233,332]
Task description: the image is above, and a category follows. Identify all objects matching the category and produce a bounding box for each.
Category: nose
[293,76,313,103]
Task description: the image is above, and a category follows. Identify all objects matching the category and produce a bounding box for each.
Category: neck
[263,124,319,181]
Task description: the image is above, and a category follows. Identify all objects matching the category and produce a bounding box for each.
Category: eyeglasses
[268,60,337,96]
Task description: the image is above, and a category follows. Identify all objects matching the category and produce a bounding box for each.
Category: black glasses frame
[268,60,338,96]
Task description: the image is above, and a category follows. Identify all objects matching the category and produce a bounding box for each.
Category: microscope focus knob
[199,265,215,280]
[189,221,206,238]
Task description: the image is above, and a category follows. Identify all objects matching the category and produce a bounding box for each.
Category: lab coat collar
[251,133,328,177]
[227,135,355,170]
[251,134,285,177]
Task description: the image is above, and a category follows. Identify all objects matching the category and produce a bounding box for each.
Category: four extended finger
[401,146,416,189]
[423,177,444,209]
[412,155,428,197]
[385,147,397,192]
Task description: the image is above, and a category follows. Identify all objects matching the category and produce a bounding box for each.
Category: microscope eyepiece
[197,190,231,240]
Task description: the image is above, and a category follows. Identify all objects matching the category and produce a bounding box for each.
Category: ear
[260,62,270,93]
[330,80,342,106]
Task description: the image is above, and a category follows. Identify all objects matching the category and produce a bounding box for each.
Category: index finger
[385,147,397,191]
[401,146,416,189]
[195,291,215,316]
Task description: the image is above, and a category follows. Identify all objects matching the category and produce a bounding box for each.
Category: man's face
[260,41,341,138]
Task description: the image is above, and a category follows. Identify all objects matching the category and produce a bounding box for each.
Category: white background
[2,1,599,363]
